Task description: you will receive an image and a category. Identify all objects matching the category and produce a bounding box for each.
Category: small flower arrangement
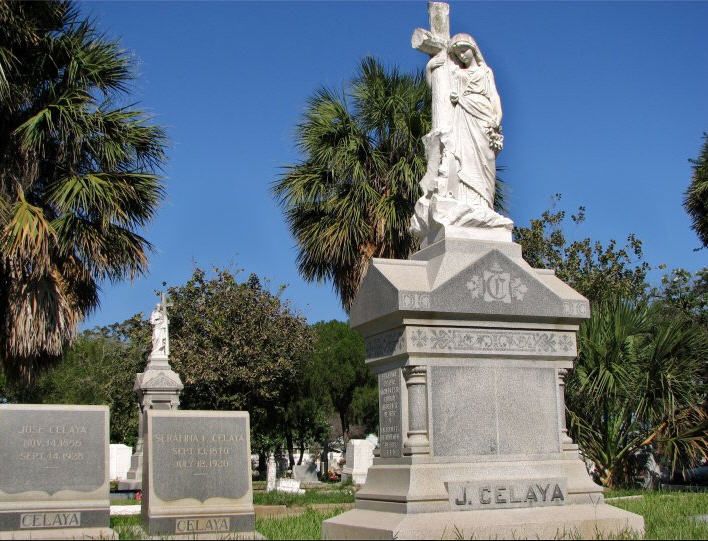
[486,124,504,154]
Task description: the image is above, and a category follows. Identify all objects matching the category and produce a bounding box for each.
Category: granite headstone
[142,410,259,538]
[0,405,115,540]
[293,463,318,484]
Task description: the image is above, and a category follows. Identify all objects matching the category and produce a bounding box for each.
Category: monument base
[322,504,644,540]
[124,525,264,540]
[422,224,512,247]
[143,512,259,539]
[116,479,141,491]
[0,527,116,540]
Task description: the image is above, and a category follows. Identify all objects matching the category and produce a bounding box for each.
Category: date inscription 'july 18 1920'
[446,478,567,511]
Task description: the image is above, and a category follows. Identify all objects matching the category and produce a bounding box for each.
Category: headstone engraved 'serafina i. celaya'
[142,410,259,539]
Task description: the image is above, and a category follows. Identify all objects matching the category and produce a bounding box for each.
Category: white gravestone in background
[110,444,133,481]
[341,440,375,485]
[265,452,277,493]
[275,479,304,495]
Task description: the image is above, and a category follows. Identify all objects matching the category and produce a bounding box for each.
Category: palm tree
[566,298,707,488]
[684,133,708,249]
[273,58,430,310]
[275,58,511,310]
[0,1,166,384]
[275,57,509,310]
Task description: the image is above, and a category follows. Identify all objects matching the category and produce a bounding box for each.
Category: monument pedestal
[322,237,644,539]
[119,355,183,491]
[323,504,643,540]
[0,526,116,541]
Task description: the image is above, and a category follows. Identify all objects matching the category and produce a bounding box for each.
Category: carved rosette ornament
[402,366,430,455]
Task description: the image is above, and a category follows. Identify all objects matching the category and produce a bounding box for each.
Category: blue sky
[80,1,708,328]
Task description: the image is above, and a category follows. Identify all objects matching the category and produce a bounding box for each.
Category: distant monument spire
[119,285,183,491]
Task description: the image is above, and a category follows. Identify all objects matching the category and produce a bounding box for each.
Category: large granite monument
[322,3,645,539]
[0,405,115,540]
[142,410,258,538]
[120,292,183,491]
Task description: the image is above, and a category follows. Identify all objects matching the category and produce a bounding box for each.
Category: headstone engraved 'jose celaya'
[142,410,259,539]
[0,405,115,540]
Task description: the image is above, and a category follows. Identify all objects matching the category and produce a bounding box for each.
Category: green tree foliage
[274,58,431,310]
[684,133,708,248]
[567,298,707,488]
[351,384,379,436]
[514,195,649,303]
[166,269,314,456]
[22,315,149,446]
[651,267,708,327]
[167,270,312,411]
[309,320,376,444]
[16,269,315,455]
[0,1,167,384]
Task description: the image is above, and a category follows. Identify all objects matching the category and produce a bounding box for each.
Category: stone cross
[412,2,452,131]
[159,290,172,356]
[159,290,172,318]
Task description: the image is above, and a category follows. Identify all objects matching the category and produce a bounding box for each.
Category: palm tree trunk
[285,429,295,469]
[298,441,305,465]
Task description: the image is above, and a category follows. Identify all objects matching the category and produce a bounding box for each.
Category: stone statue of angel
[447,33,504,210]
[149,301,169,358]
[411,17,513,244]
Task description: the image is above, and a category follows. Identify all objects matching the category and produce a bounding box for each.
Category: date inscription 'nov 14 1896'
[447,478,567,511]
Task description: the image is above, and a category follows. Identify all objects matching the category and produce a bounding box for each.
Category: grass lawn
[256,508,343,540]
[608,491,708,540]
[110,509,342,540]
[253,487,355,506]
[110,490,707,540]
[604,488,648,499]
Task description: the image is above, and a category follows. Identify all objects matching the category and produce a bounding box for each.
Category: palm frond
[0,0,167,384]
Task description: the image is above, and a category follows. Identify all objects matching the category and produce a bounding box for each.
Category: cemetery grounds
[110,486,708,540]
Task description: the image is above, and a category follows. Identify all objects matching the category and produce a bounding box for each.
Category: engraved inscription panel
[431,367,559,457]
[151,415,249,502]
[447,478,567,510]
[20,512,81,529]
[431,367,497,456]
[0,407,105,495]
[378,370,402,458]
[497,367,558,455]
[175,517,230,534]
